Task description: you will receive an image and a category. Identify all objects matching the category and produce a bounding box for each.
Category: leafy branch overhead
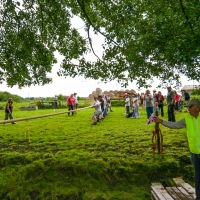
[0,0,199,88]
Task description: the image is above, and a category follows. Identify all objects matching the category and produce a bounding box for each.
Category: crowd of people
[124,88,166,120]
[124,93,140,118]
[66,93,114,125]
[91,94,113,125]
[2,88,191,125]
[136,88,190,121]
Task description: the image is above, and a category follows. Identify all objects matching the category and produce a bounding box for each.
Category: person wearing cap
[153,99,200,200]
[167,86,176,122]
[4,98,16,124]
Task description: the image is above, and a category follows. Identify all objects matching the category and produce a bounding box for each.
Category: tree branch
[86,24,102,61]
[179,0,193,32]
[76,0,120,47]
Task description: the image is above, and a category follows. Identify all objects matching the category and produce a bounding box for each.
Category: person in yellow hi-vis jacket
[154,99,200,200]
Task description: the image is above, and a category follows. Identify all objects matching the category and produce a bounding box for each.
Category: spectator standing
[132,93,140,118]
[91,96,102,125]
[4,98,16,124]
[125,94,131,116]
[182,90,190,104]
[106,94,113,112]
[157,91,165,117]
[178,95,184,111]
[140,92,145,108]
[53,95,58,111]
[167,86,175,122]
[103,94,108,117]
[153,99,200,200]
[67,94,75,116]
[174,91,180,112]
[74,93,78,113]
[144,89,154,119]
[153,89,158,104]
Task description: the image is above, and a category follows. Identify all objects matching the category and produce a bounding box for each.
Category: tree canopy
[0,0,199,88]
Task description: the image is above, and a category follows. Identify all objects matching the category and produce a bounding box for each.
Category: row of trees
[0,91,22,102]
[0,0,199,89]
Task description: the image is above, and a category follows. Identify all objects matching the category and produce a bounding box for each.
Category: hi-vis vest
[185,115,200,154]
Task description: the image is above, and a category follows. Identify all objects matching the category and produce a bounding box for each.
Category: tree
[0,0,199,89]
[0,91,22,102]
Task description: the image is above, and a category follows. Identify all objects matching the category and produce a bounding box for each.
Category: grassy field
[0,104,194,200]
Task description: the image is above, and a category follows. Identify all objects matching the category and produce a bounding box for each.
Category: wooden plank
[173,177,185,186]
[151,178,196,200]
[151,190,160,200]
[181,183,196,199]
[181,182,195,194]
[166,187,181,200]
[151,184,167,200]
[151,183,174,200]
[177,187,194,200]
[171,187,189,200]
[173,177,196,199]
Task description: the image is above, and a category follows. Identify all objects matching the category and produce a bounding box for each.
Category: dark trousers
[68,105,74,115]
[168,105,175,122]
[4,112,13,120]
[190,153,200,200]
[126,106,130,115]
[175,102,179,110]
[158,104,164,117]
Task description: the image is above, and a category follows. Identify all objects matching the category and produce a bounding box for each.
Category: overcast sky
[0,16,197,98]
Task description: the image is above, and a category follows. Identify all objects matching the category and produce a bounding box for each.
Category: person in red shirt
[66,94,75,116]
[156,91,165,117]
[174,90,180,111]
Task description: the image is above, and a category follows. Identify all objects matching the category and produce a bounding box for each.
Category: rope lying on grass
[0,106,93,124]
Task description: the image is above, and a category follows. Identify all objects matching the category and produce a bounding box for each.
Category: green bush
[110,99,124,107]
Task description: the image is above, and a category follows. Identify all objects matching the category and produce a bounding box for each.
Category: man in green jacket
[154,99,200,200]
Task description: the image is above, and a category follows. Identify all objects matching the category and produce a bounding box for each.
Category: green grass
[0,106,194,200]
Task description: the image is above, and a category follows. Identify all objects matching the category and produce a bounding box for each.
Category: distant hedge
[110,99,124,107]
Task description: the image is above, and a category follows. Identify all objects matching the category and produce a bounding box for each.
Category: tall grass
[0,105,193,200]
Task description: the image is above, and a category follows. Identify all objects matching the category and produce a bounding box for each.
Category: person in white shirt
[73,93,78,113]
[132,93,140,118]
[125,94,130,116]
[91,96,102,125]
